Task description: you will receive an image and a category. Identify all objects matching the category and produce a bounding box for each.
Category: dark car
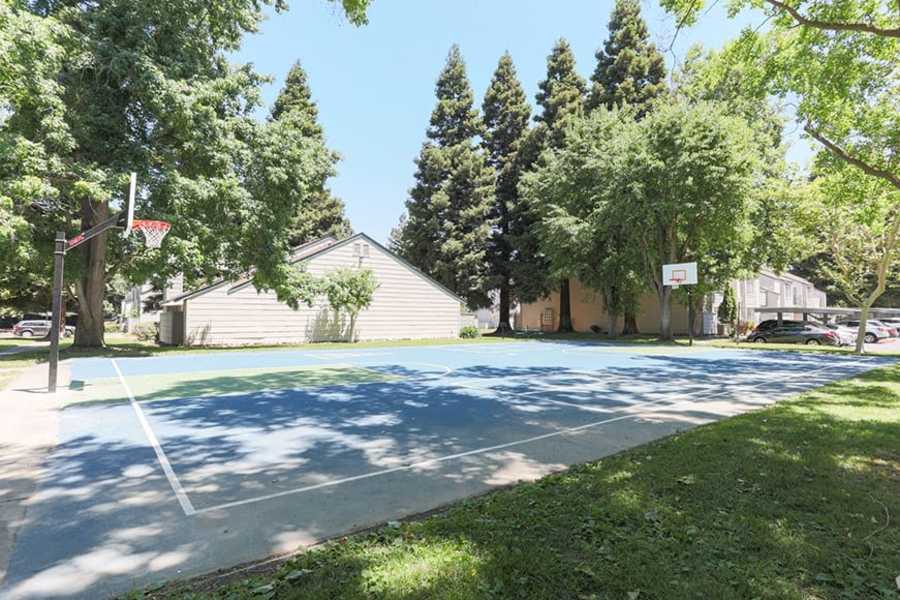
[747,323,840,345]
[12,320,74,338]
[754,319,804,332]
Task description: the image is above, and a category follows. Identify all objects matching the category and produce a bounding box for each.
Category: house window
[793,287,801,305]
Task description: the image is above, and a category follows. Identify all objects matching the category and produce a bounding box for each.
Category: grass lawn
[139,364,900,600]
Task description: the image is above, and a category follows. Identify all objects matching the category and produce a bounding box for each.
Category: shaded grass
[140,365,900,600]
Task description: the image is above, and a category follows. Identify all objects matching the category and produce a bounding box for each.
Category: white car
[824,323,857,346]
[838,320,891,344]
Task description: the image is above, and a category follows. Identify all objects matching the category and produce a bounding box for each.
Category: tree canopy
[660,0,899,191]
[0,1,364,345]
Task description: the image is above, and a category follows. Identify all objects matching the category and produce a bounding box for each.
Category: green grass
[141,364,900,600]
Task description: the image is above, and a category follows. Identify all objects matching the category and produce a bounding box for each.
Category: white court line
[190,361,846,515]
[111,359,196,516]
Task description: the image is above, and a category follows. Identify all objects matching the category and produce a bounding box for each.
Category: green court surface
[65,364,398,404]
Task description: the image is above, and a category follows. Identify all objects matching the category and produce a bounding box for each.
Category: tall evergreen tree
[270,62,351,245]
[482,53,531,333]
[534,38,587,332]
[396,46,495,308]
[587,0,667,114]
[587,0,667,334]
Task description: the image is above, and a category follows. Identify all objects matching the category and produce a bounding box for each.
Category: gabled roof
[161,236,338,307]
[164,232,466,306]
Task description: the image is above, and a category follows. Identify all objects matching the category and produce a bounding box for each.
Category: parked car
[823,323,857,346]
[747,323,840,345]
[838,320,891,344]
[12,320,74,338]
[871,320,899,337]
[753,319,804,332]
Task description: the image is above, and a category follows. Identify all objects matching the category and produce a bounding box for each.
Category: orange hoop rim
[132,219,171,249]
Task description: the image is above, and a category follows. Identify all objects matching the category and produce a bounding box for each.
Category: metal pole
[688,288,694,347]
[48,231,65,393]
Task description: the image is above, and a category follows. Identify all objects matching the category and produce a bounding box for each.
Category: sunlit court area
[1,341,890,599]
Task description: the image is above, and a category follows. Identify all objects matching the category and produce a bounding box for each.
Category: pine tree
[397,46,495,308]
[587,0,667,334]
[535,38,587,149]
[587,0,667,114]
[534,39,587,331]
[482,53,531,333]
[270,61,351,245]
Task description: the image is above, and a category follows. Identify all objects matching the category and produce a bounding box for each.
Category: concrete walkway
[0,361,63,586]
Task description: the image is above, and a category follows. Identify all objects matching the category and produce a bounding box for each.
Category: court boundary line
[188,360,850,516]
[111,358,196,516]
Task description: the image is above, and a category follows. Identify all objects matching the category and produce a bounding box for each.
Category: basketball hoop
[132,219,171,249]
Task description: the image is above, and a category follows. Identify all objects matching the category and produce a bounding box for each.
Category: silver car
[838,320,890,344]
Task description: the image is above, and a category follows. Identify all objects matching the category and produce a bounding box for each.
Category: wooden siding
[182,239,461,346]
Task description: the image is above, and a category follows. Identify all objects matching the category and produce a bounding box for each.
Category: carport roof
[754,306,900,317]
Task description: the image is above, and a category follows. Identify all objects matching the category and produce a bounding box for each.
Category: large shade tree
[0,0,367,346]
[532,38,587,332]
[395,46,494,308]
[482,53,531,333]
[586,0,668,335]
[660,0,899,193]
[808,159,900,354]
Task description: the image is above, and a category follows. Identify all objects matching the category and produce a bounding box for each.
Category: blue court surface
[2,341,891,599]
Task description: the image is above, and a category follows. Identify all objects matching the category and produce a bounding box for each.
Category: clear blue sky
[234,1,813,244]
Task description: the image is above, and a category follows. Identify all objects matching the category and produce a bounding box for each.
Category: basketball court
[2,341,890,599]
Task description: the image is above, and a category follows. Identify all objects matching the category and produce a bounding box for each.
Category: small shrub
[104,321,121,333]
[133,323,158,342]
[459,325,480,339]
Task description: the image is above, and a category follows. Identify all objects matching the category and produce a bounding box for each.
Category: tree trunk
[855,305,870,355]
[607,312,619,338]
[73,201,109,348]
[658,286,672,340]
[494,279,513,334]
[622,310,639,335]
[557,278,574,332]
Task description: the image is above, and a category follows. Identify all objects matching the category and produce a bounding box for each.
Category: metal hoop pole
[48,231,66,393]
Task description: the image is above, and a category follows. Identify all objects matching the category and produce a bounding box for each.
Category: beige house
[516,268,826,335]
[158,233,464,346]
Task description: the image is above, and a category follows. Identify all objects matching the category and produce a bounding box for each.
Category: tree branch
[766,0,900,38]
[805,125,900,191]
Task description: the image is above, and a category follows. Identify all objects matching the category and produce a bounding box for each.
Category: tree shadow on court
[5,350,893,599]
[185,366,900,600]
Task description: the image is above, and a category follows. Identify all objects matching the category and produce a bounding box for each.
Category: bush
[104,321,121,333]
[133,323,158,342]
[459,325,480,339]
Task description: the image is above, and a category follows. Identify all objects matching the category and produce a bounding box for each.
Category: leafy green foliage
[322,268,378,318]
[806,160,900,352]
[0,1,364,346]
[587,0,667,114]
[459,325,480,339]
[396,46,495,308]
[659,0,899,191]
[717,284,737,328]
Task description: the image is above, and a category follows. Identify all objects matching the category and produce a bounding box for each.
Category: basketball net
[132,220,171,249]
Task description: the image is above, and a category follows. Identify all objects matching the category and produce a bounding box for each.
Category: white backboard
[123,172,136,235]
[662,262,698,287]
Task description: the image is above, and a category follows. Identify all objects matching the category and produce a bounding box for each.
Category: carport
[754,306,900,326]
